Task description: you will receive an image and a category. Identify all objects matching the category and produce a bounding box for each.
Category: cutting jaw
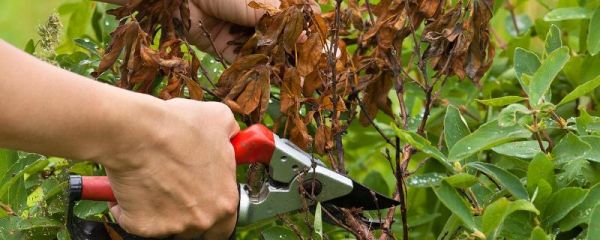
[238,134,399,226]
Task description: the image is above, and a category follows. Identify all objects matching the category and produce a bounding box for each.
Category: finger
[108,202,123,221]
[194,0,281,27]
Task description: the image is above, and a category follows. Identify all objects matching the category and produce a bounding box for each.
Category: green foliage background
[1,0,600,239]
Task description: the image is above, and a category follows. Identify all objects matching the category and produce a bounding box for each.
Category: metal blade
[323,180,399,210]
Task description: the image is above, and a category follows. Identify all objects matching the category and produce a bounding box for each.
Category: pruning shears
[67,124,399,239]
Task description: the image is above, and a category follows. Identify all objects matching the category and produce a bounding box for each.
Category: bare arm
[0,40,161,166]
[0,40,239,239]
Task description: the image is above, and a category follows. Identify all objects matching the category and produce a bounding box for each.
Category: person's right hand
[96,99,240,239]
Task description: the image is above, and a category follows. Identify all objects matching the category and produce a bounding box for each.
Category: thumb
[194,0,281,27]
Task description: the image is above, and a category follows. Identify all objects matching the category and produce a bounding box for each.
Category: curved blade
[323,180,399,210]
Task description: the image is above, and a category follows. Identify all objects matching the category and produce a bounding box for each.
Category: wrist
[89,91,168,170]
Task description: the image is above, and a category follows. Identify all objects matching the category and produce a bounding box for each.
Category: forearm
[0,40,164,166]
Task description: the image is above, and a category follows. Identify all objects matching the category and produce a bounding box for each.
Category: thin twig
[197,19,228,68]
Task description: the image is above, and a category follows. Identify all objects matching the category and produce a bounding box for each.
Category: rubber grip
[77,124,275,201]
[231,124,275,165]
[81,176,117,202]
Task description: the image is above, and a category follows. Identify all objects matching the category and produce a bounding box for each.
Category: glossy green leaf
[589,9,600,56]
[533,180,553,210]
[497,104,531,127]
[448,120,531,162]
[445,173,478,188]
[0,159,49,200]
[558,75,600,106]
[406,173,444,188]
[530,227,548,240]
[433,180,480,234]
[544,7,594,21]
[542,187,587,226]
[527,153,555,193]
[0,149,18,180]
[467,162,529,200]
[482,198,539,238]
[74,200,108,219]
[560,184,600,231]
[545,25,562,54]
[476,96,527,107]
[587,204,600,240]
[581,135,600,163]
[528,47,570,106]
[444,105,471,150]
[393,124,452,170]
[514,48,541,89]
[492,141,547,159]
[552,133,591,164]
[314,202,323,239]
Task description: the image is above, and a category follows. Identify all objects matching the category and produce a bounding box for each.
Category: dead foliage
[94,0,495,238]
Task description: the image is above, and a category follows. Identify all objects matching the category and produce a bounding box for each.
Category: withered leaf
[215,54,269,97]
[297,34,324,76]
[93,22,140,77]
[183,76,204,100]
[282,7,305,53]
[280,67,303,113]
[359,72,394,126]
[315,124,333,154]
[248,1,282,16]
[288,113,312,149]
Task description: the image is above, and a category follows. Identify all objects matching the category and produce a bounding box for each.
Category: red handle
[77,124,275,202]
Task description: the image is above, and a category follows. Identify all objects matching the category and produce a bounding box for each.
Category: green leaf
[467,162,529,200]
[445,173,478,188]
[261,226,300,240]
[528,47,570,106]
[552,133,592,164]
[587,204,600,240]
[514,48,541,90]
[527,153,555,193]
[0,158,49,199]
[433,180,480,233]
[476,96,528,107]
[492,141,547,159]
[558,75,600,106]
[542,187,588,226]
[545,25,562,54]
[444,105,471,150]
[0,149,18,179]
[482,198,539,238]
[407,173,444,188]
[74,200,109,219]
[392,124,452,170]
[25,39,36,54]
[314,202,323,239]
[560,183,600,231]
[363,171,390,196]
[530,226,548,240]
[544,7,594,21]
[589,8,600,56]
[532,180,553,211]
[581,135,600,163]
[497,104,531,127]
[448,120,531,162]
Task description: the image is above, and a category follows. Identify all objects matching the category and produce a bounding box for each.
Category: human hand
[101,0,282,62]
[96,99,240,239]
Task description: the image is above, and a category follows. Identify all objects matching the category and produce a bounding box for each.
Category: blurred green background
[0,0,76,48]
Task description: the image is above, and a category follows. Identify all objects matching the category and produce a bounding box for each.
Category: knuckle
[188,210,213,231]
